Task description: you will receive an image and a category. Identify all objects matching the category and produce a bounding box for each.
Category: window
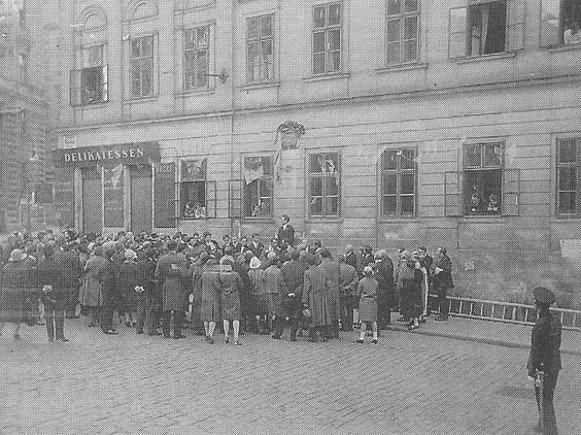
[541,0,581,47]
[381,147,417,217]
[181,159,207,220]
[312,2,342,75]
[386,0,419,65]
[184,26,209,91]
[309,153,340,217]
[557,138,581,216]
[18,53,27,83]
[243,156,273,218]
[247,14,274,83]
[463,142,503,215]
[70,45,108,106]
[449,0,525,58]
[131,35,154,98]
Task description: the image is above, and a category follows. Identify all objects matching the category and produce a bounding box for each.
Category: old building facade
[51,0,581,308]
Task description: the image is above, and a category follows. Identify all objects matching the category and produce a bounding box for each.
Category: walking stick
[537,368,545,433]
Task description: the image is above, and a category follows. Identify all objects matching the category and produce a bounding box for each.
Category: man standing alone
[527,287,562,435]
[276,215,295,247]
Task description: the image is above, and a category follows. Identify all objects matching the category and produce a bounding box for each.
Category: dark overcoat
[155,252,189,311]
[302,266,331,327]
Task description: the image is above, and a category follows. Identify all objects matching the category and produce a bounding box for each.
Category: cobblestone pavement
[1,319,580,435]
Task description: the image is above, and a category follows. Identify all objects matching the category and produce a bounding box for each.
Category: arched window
[129,1,158,21]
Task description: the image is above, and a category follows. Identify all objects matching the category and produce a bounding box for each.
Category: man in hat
[0,249,34,340]
[527,287,562,435]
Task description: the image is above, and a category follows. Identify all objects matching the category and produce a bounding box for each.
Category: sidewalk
[384,313,581,356]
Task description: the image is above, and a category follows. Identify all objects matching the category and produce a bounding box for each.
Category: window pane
[401,196,415,215]
[401,173,415,194]
[260,179,272,197]
[326,175,338,195]
[383,195,397,214]
[262,157,273,175]
[388,0,402,16]
[185,30,195,49]
[559,140,577,163]
[330,51,341,71]
[262,15,272,36]
[384,173,397,194]
[401,149,416,169]
[387,19,401,43]
[142,61,152,95]
[329,29,341,50]
[142,36,153,57]
[559,192,576,214]
[310,177,323,196]
[248,41,260,63]
[383,150,398,170]
[259,198,272,216]
[248,17,259,39]
[197,27,209,47]
[326,196,339,215]
[184,51,195,71]
[262,39,273,59]
[310,155,324,172]
[310,197,323,215]
[404,0,418,13]
[483,144,502,167]
[313,32,326,53]
[404,16,417,40]
[184,71,195,89]
[314,6,326,28]
[559,167,577,191]
[131,39,140,58]
[465,144,482,167]
[329,3,341,26]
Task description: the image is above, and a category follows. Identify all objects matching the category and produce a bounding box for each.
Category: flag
[243,157,263,184]
[104,164,123,189]
[181,159,206,181]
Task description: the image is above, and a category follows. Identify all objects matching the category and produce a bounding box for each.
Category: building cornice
[53,72,581,134]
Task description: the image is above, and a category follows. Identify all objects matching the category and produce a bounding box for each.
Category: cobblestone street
[1,318,580,435]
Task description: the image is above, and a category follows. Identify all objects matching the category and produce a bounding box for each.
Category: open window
[243,156,273,218]
[70,45,108,106]
[309,152,340,217]
[181,159,209,220]
[449,0,525,58]
[541,0,581,47]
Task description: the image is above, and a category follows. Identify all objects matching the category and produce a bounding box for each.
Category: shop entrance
[130,165,152,233]
[82,167,102,233]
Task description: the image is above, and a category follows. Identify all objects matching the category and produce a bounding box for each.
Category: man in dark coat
[317,248,341,339]
[61,243,83,319]
[302,253,330,342]
[100,248,121,335]
[373,249,394,329]
[276,215,295,247]
[249,233,264,258]
[417,246,433,317]
[36,244,68,342]
[527,287,562,435]
[432,246,454,321]
[338,254,358,331]
[155,240,189,339]
[138,248,160,335]
[274,249,307,340]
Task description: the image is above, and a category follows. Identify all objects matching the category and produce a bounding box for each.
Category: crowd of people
[0,215,455,345]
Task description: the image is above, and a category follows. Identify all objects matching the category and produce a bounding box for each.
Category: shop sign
[53,141,160,167]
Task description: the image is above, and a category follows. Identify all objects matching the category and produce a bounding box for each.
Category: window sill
[239,81,281,91]
[378,217,421,223]
[303,72,350,83]
[123,96,159,104]
[305,217,343,224]
[242,217,274,223]
[460,215,506,223]
[376,63,428,74]
[548,43,581,53]
[72,101,109,109]
[175,89,215,97]
[455,52,516,64]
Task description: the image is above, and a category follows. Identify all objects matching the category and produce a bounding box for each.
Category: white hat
[9,249,27,262]
[249,257,261,269]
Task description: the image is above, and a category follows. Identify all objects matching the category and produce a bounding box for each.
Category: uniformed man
[527,286,562,435]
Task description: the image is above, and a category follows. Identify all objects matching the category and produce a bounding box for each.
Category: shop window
[243,156,273,218]
[70,45,108,106]
[386,0,419,65]
[247,14,274,83]
[309,152,340,217]
[131,35,154,98]
[184,26,210,91]
[557,138,581,216]
[312,2,342,75]
[541,0,581,47]
[463,142,503,215]
[381,147,417,217]
[181,159,207,220]
[449,0,525,58]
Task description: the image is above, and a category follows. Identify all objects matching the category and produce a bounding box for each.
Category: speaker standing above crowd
[0,216,453,346]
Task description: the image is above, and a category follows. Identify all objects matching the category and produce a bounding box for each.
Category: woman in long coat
[0,249,35,340]
[302,253,331,342]
[355,266,379,344]
[217,258,243,345]
[200,258,220,343]
[118,249,144,328]
[79,245,107,327]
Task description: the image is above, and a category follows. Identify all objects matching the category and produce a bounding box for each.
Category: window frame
[180,159,209,220]
[130,34,155,99]
[308,152,341,218]
[183,25,210,92]
[246,13,275,84]
[243,155,274,220]
[380,146,418,218]
[556,137,581,218]
[385,0,420,66]
[70,44,109,107]
[541,0,581,48]
[462,141,504,216]
[312,2,343,75]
